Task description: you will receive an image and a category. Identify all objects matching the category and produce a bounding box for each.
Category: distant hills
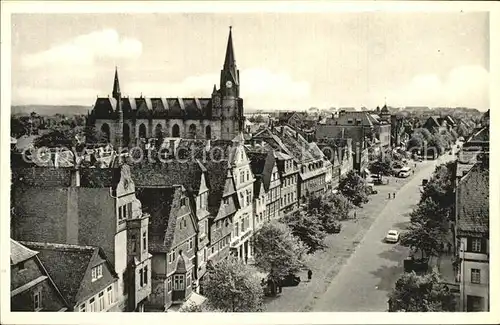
[11,105,92,116]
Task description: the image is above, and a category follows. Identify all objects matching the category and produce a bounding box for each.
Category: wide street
[310,153,457,311]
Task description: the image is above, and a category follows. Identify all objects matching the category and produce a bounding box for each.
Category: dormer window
[91,264,103,282]
[181,198,187,206]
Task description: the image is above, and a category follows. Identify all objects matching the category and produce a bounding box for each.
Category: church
[87,27,245,148]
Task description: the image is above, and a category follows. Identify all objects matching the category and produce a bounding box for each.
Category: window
[471,269,481,284]
[174,274,185,290]
[131,235,137,253]
[89,297,96,312]
[98,291,105,311]
[140,269,144,287]
[180,217,184,229]
[18,261,26,272]
[142,231,147,251]
[471,239,482,252]
[211,246,215,254]
[144,266,148,285]
[33,288,42,311]
[118,206,123,220]
[240,171,245,183]
[183,218,187,228]
[187,273,192,288]
[181,197,187,206]
[240,221,244,233]
[223,197,229,205]
[246,171,250,181]
[167,277,172,292]
[189,238,194,251]
[79,303,86,312]
[91,264,103,282]
[107,286,114,305]
[234,222,239,236]
[127,202,132,218]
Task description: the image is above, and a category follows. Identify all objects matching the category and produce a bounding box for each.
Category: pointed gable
[19,242,117,307]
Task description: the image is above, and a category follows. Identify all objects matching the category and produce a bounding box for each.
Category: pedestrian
[392,192,396,199]
[388,193,391,199]
[354,211,357,218]
[307,269,313,281]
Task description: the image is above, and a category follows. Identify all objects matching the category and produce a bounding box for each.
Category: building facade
[10,240,68,312]
[11,165,152,311]
[87,28,244,148]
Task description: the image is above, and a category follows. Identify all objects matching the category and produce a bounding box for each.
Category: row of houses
[10,125,353,312]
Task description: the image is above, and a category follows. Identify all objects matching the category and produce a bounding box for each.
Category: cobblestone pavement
[263,159,439,312]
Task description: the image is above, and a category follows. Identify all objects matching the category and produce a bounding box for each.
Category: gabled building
[130,160,211,294]
[316,138,353,187]
[11,240,68,312]
[423,116,446,134]
[87,27,244,149]
[20,241,121,312]
[455,161,489,311]
[274,151,300,215]
[135,186,198,311]
[252,125,329,202]
[11,164,152,311]
[247,150,281,221]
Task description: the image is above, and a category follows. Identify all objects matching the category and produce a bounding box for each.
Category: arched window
[123,123,130,147]
[189,124,197,138]
[100,123,110,142]
[155,124,163,138]
[139,123,147,139]
[172,124,180,138]
[205,125,211,140]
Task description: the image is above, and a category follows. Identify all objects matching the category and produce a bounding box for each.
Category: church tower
[219,27,244,140]
[113,67,124,150]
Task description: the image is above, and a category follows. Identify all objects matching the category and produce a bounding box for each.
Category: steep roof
[130,160,206,194]
[19,241,108,306]
[138,186,186,252]
[456,162,489,237]
[11,239,38,265]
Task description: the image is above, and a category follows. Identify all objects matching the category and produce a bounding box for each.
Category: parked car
[366,184,378,194]
[422,179,429,186]
[398,167,411,178]
[385,230,400,243]
[280,273,301,287]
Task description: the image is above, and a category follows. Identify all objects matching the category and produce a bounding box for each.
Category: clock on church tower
[225,80,233,88]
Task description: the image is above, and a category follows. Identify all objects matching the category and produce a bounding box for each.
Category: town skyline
[12,12,489,111]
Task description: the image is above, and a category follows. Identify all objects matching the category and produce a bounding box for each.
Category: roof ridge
[19,241,98,252]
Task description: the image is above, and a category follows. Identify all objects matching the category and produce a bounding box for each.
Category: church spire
[224,26,236,69]
[112,66,121,100]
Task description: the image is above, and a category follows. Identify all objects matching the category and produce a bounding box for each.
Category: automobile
[279,273,301,287]
[422,179,429,186]
[398,167,411,178]
[366,184,378,195]
[385,230,400,243]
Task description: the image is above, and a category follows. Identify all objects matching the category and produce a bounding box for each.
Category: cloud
[385,65,489,109]
[21,29,142,69]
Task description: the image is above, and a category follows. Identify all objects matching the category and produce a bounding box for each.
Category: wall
[12,187,69,243]
[11,278,66,311]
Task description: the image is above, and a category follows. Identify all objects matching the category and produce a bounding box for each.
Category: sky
[11,12,490,111]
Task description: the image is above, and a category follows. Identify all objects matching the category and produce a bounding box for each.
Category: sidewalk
[263,161,429,312]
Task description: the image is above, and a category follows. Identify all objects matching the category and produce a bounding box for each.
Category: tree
[388,270,456,312]
[252,221,307,282]
[338,171,369,207]
[280,209,327,254]
[306,192,353,232]
[203,258,264,312]
[84,124,107,144]
[407,133,424,152]
[400,220,443,260]
[369,155,394,176]
[413,128,433,142]
[421,162,455,216]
